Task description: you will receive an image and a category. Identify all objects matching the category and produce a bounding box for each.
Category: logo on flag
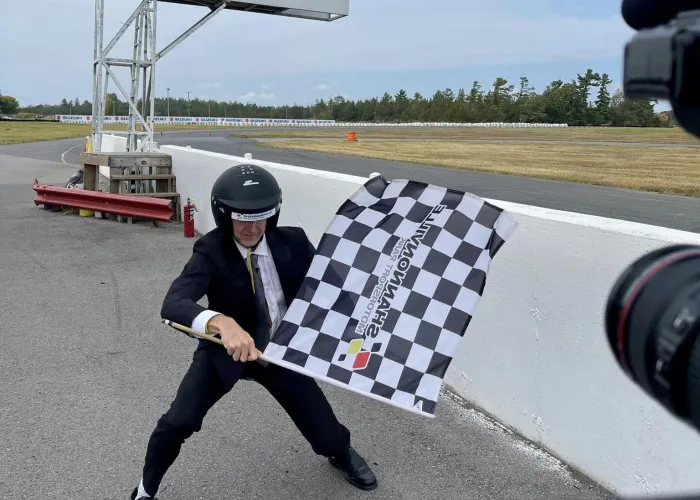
[337,338,381,370]
[262,175,518,418]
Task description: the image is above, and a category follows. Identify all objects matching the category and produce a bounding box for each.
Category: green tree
[593,73,613,124]
[375,92,394,122]
[0,94,20,114]
[394,89,410,121]
[542,80,587,125]
[517,77,535,100]
[14,67,667,127]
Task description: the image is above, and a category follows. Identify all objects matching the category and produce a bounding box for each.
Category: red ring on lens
[616,249,700,372]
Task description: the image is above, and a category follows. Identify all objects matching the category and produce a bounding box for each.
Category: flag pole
[162,318,223,344]
[161,318,264,357]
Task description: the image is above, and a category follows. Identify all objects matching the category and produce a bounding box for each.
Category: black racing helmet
[210,164,282,233]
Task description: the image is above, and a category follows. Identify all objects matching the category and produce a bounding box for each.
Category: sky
[0,0,641,110]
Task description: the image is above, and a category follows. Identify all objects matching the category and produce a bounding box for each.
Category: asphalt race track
[1,128,698,234]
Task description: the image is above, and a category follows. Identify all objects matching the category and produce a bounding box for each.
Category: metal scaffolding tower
[91,0,229,153]
[90,0,349,153]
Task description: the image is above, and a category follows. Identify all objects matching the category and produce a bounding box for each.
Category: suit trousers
[140,345,352,494]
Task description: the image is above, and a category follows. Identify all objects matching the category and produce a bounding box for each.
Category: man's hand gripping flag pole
[161,318,266,359]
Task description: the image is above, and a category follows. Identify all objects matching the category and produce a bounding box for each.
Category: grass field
[3,121,699,146]
[259,140,700,197]
[0,121,235,145]
[238,126,700,144]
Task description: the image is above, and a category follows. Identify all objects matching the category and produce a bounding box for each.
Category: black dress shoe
[328,446,378,491]
[130,487,157,499]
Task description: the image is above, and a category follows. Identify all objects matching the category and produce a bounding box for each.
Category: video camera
[605,0,700,440]
[622,0,700,137]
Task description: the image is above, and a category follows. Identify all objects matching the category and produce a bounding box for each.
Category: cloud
[0,0,636,105]
[239,92,276,101]
[190,0,634,77]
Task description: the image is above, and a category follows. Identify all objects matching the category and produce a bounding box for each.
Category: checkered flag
[262,175,518,417]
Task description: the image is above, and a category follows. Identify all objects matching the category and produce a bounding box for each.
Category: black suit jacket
[160,225,316,386]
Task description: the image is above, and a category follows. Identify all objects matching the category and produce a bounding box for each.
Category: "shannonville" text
[355,204,446,338]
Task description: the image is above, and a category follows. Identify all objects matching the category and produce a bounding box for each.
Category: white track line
[60,145,80,165]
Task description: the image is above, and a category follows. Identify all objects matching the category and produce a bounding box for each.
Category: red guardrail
[32,180,173,222]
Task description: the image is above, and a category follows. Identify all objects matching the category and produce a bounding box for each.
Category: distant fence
[55,115,569,128]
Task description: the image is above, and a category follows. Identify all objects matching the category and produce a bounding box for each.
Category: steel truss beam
[91,0,229,153]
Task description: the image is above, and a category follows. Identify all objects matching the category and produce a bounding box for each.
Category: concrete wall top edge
[160,145,368,186]
[160,143,700,244]
[486,197,700,244]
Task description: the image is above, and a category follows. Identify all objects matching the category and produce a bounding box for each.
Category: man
[130,164,378,499]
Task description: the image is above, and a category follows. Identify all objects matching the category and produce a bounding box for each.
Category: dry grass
[0,121,236,145]
[259,140,700,197]
[239,126,700,144]
[1,122,91,144]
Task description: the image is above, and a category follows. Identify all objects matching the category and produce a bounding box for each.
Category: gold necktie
[246,247,255,294]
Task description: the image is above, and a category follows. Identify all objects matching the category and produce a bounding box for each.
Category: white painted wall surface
[160,145,370,242]
[99,134,126,154]
[441,205,700,497]
[158,143,700,497]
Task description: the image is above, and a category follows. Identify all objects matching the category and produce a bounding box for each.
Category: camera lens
[605,244,700,431]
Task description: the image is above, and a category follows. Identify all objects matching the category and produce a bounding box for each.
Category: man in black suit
[130,164,378,499]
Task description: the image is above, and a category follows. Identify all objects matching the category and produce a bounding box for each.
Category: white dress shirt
[191,235,288,338]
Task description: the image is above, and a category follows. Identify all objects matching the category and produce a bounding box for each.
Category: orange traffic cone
[346,131,358,142]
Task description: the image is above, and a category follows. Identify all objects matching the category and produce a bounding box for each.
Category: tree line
[6,68,672,127]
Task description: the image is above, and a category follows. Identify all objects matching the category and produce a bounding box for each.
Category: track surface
[0,153,614,499]
[1,129,699,233]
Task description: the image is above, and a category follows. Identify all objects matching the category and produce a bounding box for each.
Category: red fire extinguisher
[183,197,197,238]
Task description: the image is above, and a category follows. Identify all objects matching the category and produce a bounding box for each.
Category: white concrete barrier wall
[100,134,127,155]
[152,142,700,497]
[444,206,700,497]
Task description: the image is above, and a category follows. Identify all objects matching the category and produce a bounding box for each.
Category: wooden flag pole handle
[162,318,264,357]
[162,318,223,344]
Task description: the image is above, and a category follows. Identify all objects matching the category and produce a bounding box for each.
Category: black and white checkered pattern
[263,176,518,417]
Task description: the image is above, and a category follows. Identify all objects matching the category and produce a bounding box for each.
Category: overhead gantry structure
[90,0,349,153]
